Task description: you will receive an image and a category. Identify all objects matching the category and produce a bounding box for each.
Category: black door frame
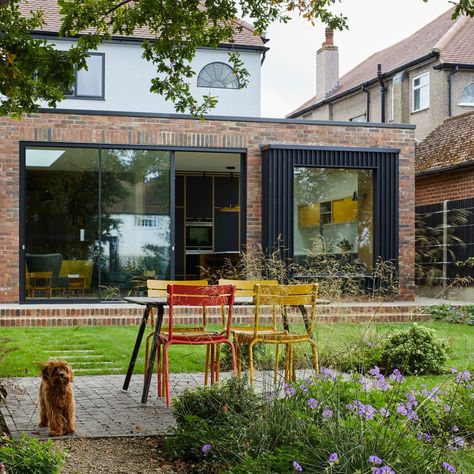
[19,142,246,304]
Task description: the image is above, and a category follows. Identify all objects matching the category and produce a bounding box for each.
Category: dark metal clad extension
[261,146,400,268]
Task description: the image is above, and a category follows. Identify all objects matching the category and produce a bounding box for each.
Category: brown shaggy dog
[39,361,75,436]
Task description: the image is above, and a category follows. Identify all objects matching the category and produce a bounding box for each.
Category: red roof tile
[19,0,266,48]
[416,111,474,174]
[290,8,474,117]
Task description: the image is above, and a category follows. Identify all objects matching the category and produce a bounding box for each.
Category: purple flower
[293,461,303,472]
[456,370,471,383]
[380,467,395,474]
[304,376,312,384]
[319,367,337,381]
[307,398,319,409]
[442,462,456,472]
[406,392,418,406]
[300,384,308,393]
[328,453,338,464]
[369,455,382,465]
[396,403,408,416]
[369,366,381,376]
[322,407,333,419]
[389,369,404,383]
[372,469,382,474]
[286,386,296,397]
[201,443,212,454]
[444,404,452,413]
[454,436,465,448]
[452,425,459,432]
[379,407,390,418]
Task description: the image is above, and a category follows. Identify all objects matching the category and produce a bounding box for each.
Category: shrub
[0,434,65,474]
[163,369,473,474]
[429,305,474,325]
[380,323,448,375]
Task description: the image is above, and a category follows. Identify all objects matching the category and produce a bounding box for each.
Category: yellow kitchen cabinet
[298,203,320,228]
[332,197,357,223]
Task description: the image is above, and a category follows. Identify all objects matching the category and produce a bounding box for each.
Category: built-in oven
[185,221,213,249]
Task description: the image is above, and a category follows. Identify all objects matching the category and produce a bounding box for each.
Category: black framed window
[65,53,105,99]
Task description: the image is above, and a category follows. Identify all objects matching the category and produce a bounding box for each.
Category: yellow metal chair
[28,271,53,298]
[144,280,220,385]
[233,283,319,385]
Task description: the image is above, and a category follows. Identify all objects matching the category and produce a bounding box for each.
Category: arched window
[197,62,239,89]
[460,83,474,105]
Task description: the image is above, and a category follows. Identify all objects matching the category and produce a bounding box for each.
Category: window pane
[414,89,421,111]
[419,85,429,109]
[414,78,420,87]
[197,62,239,89]
[461,83,474,104]
[293,168,374,268]
[76,55,103,97]
[25,147,100,299]
[101,150,171,296]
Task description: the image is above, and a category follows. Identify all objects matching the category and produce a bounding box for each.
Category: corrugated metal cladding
[261,145,400,267]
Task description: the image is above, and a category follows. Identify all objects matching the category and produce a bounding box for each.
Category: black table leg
[141,304,165,404]
[122,304,151,391]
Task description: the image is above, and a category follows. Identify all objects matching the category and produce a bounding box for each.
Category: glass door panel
[25,147,100,299]
[101,149,172,296]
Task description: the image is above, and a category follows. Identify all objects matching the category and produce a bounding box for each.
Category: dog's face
[41,361,74,385]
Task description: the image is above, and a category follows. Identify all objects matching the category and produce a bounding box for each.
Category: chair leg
[163,343,171,408]
[224,341,237,373]
[309,339,319,375]
[248,341,256,386]
[157,341,162,397]
[144,333,151,378]
[204,345,210,386]
[215,344,221,382]
[210,344,215,385]
[284,344,290,383]
[273,344,280,385]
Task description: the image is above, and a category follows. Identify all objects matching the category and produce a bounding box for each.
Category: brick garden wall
[416,168,474,206]
[0,112,416,302]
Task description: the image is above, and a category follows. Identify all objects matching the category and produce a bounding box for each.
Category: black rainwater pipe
[447,66,459,117]
[362,85,370,121]
[377,64,386,122]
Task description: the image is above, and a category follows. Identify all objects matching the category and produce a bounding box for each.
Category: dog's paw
[48,431,62,437]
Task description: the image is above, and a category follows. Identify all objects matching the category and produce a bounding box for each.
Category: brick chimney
[316,28,339,100]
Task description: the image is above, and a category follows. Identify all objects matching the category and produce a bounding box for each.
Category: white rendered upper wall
[43,39,262,117]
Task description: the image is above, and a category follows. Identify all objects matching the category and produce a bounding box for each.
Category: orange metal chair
[157,284,237,407]
[233,283,319,385]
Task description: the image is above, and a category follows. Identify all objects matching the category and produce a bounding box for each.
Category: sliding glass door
[23,145,172,301]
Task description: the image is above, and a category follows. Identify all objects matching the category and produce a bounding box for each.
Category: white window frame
[459,82,474,107]
[411,72,430,113]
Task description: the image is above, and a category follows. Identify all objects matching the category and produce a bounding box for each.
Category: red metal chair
[157,284,237,408]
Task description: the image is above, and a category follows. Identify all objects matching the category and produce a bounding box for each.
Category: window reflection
[293,168,373,268]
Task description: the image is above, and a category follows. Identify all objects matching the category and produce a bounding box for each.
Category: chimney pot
[323,28,334,46]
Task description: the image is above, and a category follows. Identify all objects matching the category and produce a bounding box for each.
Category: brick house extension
[288,8,474,142]
[0,1,416,309]
[416,111,474,291]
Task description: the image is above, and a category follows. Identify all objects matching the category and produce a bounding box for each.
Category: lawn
[1,322,472,386]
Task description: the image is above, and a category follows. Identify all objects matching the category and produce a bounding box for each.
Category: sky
[260,0,455,118]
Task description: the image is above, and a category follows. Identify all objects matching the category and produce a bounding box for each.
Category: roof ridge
[433,14,469,53]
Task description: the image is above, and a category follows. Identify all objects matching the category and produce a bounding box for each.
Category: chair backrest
[218,279,278,297]
[167,284,236,337]
[26,254,63,278]
[147,279,208,297]
[254,283,319,335]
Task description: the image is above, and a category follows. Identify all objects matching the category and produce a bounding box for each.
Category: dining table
[122,295,330,404]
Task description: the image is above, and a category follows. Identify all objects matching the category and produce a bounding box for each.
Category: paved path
[0,373,220,439]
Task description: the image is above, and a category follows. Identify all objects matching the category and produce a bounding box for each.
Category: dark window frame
[64,52,106,101]
[261,145,400,269]
[19,141,247,304]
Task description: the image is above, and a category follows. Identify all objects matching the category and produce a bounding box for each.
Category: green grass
[1,322,473,388]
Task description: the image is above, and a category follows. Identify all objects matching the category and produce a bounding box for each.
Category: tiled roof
[290,8,474,117]
[416,111,474,174]
[19,0,266,48]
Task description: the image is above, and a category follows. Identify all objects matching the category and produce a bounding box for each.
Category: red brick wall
[416,169,474,206]
[0,112,416,302]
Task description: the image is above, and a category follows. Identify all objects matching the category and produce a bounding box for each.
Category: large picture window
[293,168,374,268]
[24,146,171,300]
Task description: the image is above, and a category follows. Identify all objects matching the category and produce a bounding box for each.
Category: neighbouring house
[416,111,474,295]
[288,8,474,142]
[0,0,416,307]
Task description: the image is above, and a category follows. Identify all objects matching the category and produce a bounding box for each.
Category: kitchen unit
[175,172,240,279]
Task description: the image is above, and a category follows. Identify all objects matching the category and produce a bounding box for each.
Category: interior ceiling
[175,152,240,172]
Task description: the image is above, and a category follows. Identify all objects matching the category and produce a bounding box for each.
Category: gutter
[447,66,459,116]
[288,51,439,118]
[362,85,370,121]
[416,160,474,177]
[377,64,385,123]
